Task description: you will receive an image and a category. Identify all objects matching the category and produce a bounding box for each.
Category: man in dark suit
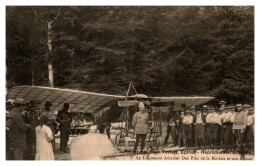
[193,106,206,147]
[57,103,72,153]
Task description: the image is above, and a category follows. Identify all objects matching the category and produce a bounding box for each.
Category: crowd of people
[6,99,72,160]
[163,101,254,151]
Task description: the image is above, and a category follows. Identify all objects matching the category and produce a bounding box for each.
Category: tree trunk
[47,21,54,87]
[31,54,35,86]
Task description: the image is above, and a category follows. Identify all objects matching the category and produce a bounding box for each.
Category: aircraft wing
[7,86,125,113]
[151,96,215,108]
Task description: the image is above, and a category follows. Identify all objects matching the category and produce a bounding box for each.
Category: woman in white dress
[35,115,55,160]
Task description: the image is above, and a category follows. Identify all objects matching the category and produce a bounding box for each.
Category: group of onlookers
[164,101,254,151]
[6,99,72,160]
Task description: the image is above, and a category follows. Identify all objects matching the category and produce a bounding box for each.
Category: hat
[249,107,254,111]
[13,98,27,105]
[208,106,215,111]
[228,105,235,109]
[219,100,226,105]
[29,100,37,107]
[45,101,52,107]
[202,105,208,109]
[242,104,250,108]
[236,104,242,107]
[195,105,201,111]
[64,103,70,108]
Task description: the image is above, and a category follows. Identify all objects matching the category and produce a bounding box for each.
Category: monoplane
[6,82,215,148]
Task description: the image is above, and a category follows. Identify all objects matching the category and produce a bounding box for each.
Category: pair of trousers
[164,125,176,144]
[206,124,219,145]
[134,134,147,152]
[25,129,36,160]
[60,127,70,152]
[183,125,192,146]
[194,124,205,146]
[223,123,235,145]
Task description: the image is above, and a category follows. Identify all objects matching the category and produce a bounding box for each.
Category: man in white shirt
[206,107,221,146]
[222,106,235,145]
[183,109,193,147]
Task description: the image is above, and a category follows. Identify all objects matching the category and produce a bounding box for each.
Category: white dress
[70,133,116,160]
[35,125,55,160]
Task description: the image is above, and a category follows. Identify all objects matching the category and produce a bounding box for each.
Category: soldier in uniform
[40,101,57,153]
[206,107,221,146]
[182,109,193,147]
[132,102,149,153]
[7,99,33,160]
[193,106,206,147]
[57,103,72,153]
[232,104,247,145]
[24,100,40,160]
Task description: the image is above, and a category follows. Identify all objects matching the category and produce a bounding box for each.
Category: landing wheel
[149,132,160,150]
[115,133,125,149]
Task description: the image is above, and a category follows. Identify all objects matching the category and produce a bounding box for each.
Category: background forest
[6,6,254,104]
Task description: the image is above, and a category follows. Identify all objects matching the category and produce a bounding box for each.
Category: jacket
[132,111,149,134]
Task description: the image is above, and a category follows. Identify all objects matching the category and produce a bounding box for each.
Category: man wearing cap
[7,98,33,160]
[245,107,254,149]
[193,106,206,147]
[232,104,247,145]
[206,107,221,146]
[182,109,193,147]
[40,101,56,153]
[219,100,227,112]
[24,100,40,160]
[222,106,236,145]
[164,106,178,146]
[132,102,149,153]
[57,103,72,153]
[243,104,250,115]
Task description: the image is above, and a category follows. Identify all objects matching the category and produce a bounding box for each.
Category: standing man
[176,110,185,147]
[132,102,149,153]
[206,107,221,146]
[245,107,254,150]
[182,109,193,147]
[57,103,72,153]
[222,106,236,145]
[193,106,206,147]
[232,104,247,145]
[7,99,33,160]
[202,105,209,145]
[40,101,56,153]
[24,100,40,160]
[164,106,178,146]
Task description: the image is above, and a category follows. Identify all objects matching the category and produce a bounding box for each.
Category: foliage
[6,6,254,104]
